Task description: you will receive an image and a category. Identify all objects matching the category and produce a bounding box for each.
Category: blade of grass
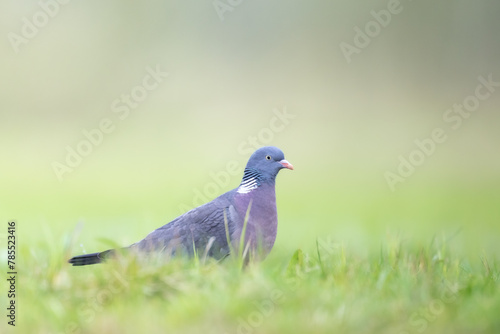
[238,199,252,268]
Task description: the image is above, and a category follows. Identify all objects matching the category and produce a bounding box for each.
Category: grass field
[5,179,500,334]
[17,226,500,334]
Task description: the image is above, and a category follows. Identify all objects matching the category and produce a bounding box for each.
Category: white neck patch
[237,176,259,194]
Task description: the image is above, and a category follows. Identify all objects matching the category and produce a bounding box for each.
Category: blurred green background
[1,0,499,266]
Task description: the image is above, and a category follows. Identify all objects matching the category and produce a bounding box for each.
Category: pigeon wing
[131,194,240,259]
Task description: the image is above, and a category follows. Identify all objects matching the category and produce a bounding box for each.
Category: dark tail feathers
[68,249,113,266]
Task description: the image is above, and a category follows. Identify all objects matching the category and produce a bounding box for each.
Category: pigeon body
[69,146,293,266]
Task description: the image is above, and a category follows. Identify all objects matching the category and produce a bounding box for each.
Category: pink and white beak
[279,159,294,170]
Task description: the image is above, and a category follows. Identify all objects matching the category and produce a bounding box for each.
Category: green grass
[14,230,500,334]
[3,176,500,333]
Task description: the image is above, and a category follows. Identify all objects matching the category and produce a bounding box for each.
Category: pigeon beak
[279,159,294,170]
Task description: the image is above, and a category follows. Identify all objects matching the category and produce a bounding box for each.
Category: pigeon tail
[68,249,113,266]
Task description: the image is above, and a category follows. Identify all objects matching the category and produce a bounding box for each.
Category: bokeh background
[1,0,499,274]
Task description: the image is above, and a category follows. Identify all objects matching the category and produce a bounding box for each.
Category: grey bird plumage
[68,146,293,266]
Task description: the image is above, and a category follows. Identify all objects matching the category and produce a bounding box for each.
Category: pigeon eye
[266,155,271,160]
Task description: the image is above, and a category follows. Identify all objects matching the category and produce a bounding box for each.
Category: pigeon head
[238,147,293,193]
